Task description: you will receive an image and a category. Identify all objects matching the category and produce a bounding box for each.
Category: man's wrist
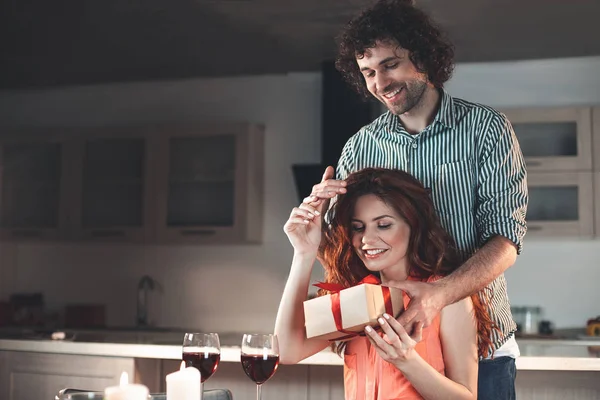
[431,278,454,308]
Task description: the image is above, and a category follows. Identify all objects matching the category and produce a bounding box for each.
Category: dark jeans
[478,356,516,400]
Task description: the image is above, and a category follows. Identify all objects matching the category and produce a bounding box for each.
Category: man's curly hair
[335,0,455,98]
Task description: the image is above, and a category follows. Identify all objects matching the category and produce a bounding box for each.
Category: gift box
[303,277,404,341]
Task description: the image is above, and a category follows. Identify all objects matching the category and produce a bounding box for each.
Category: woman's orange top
[343,292,445,400]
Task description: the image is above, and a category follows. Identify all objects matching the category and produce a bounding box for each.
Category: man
[305,1,528,398]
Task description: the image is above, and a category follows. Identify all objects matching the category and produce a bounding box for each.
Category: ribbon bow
[313,274,393,341]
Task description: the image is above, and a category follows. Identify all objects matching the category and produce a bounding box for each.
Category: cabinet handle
[11,230,42,237]
[528,225,543,231]
[180,229,216,236]
[91,230,126,237]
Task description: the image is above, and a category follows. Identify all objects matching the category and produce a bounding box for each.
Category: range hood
[292,61,378,202]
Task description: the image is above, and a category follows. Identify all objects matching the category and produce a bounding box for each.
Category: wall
[0,56,599,331]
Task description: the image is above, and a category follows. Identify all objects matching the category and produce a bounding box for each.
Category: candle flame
[119,371,128,386]
[180,361,186,371]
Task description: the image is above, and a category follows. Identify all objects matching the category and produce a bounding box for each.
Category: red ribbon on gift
[313,274,394,341]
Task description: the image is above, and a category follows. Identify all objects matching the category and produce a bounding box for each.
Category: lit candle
[166,361,201,400]
[104,371,149,400]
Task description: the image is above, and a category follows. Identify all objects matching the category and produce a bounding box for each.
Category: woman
[275,168,495,399]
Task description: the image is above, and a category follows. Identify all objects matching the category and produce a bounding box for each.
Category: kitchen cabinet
[159,358,599,400]
[153,123,264,245]
[526,172,594,237]
[500,106,600,237]
[501,107,592,171]
[592,107,600,236]
[0,350,134,400]
[593,107,600,172]
[595,172,600,238]
[160,359,344,400]
[0,123,265,244]
[68,130,156,242]
[0,134,71,241]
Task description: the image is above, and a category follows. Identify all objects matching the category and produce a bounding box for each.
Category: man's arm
[390,236,516,328]
[391,112,528,329]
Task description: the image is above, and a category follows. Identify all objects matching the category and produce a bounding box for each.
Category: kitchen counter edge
[0,338,598,371]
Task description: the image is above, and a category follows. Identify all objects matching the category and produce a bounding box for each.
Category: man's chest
[353,135,478,216]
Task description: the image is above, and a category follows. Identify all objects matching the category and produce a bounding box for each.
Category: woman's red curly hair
[318,168,497,358]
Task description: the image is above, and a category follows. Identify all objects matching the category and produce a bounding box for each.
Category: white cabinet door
[0,136,71,241]
[154,123,265,245]
[0,351,134,400]
[501,107,592,171]
[68,129,155,243]
[161,360,344,400]
[593,107,600,171]
[526,172,594,237]
[595,172,600,236]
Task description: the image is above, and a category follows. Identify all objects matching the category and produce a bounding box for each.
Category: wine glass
[240,333,280,400]
[182,333,221,399]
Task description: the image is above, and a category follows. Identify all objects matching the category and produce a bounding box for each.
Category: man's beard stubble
[384,80,428,116]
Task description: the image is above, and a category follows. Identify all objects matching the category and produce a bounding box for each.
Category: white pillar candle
[166,361,201,400]
[105,371,149,400]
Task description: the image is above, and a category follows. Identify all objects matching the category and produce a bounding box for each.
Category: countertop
[0,330,598,371]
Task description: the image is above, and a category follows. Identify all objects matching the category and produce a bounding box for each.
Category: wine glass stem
[200,381,204,400]
[256,384,262,400]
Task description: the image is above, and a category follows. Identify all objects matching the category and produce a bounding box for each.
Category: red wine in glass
[241,333,280,400]
[183,351,221,383]
[182,332,220,400]
[241,354,279,385]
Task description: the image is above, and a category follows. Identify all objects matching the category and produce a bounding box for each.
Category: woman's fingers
[364,330,390,360]
[284,200,327,232]
[285,216,310,226]
[376,316,402,347]
[362,313,423,367]
[368,314,417,349]
[289,206,315,220]
[383,313,413,344]
[284,207,317,231]
[302,195,320,205]
[364,325,390,350]
[298,202,320,216]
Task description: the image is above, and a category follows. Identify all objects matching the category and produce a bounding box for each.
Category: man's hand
[386,280,449,334]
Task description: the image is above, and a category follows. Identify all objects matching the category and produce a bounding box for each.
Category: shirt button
[412,143,418,149]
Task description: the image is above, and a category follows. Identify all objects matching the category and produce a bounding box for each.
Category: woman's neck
[379,266,409,284]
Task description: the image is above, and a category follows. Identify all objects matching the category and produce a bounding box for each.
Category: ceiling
[1,0,599,89]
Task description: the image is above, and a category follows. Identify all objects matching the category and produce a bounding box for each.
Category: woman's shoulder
[441,296,474,320]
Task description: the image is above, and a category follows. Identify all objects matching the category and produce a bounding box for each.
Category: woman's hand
[283,202,324,255]
[302,166,346,209]
[364,313,424,369]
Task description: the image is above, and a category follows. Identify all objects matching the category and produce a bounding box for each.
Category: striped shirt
[336,89,528,351]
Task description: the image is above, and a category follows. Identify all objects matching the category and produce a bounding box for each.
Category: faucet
[136,275,155,327]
